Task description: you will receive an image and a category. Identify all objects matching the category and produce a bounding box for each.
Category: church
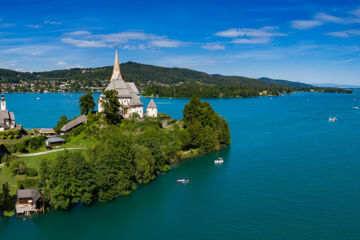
[98,49,157,118]
[0,93,16,131]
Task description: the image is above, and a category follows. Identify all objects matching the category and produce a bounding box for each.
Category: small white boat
[328,117,338,122]
[353,106,359,110]
[214,157,224,164]
[36,97,40,100]
[176,179,190,184]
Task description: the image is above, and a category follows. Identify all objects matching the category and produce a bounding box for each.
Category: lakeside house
[45,137,65,147]
[16,189,45,215]
[0,93,16,131]
[98,49,157,118]
[60,115,87,134]
[39,128,56,136]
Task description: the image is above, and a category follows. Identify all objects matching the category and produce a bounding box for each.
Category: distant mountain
[313,83,360,89]
[258,77,312,87]
[0,62,352,97]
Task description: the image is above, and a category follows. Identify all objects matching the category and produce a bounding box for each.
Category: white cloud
[62,31,185,49]
[44,20,62,25]
[61,38,108,48]
[215,27,286,45]
[315,12,345,23]
[232,38,270,44]
[26,24,41,29]
[351,8,360,17]
[138,44,146,50]
[4,45,55,56]
[149,39,184,48]
[326,29,360,38]
[216,26,286,38]
[291,20,323,29]
[96,32,149,43]
[201,43,225,50]
[56,61,67,66]
[122,45,137,50]
[66,30,91,36]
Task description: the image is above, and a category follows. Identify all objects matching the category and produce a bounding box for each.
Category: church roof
[9,112,15,121]
[126,82,139,94]
[147,99,157,108]
[129,95,144,106]
[0,109,14,125]
[101,49,143,107]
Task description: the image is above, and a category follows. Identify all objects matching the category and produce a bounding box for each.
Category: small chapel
[0,93,16,131]
[98,49,157,118]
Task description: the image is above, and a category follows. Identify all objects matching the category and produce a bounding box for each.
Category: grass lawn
[0,149,86,194]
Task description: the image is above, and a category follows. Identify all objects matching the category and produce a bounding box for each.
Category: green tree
[90,132,135,201]
[182,95,230,152]
[0,182,14,211]
[101,90,122,125]
[47,151,96,209]
[9,158,27,176]
[133,144,155,183]
[54,115,70,134]
[79,92,95,115]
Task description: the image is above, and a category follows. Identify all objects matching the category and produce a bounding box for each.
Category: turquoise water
[1,92,360,239]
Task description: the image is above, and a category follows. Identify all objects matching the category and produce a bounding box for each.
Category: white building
[146,99,158,117]
[0,93,15,131]
[98,49,144,118]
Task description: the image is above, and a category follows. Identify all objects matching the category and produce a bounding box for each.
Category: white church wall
[146,108,157,117]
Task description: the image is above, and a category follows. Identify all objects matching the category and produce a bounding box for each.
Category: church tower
[1,93,6,111]
[110,48,123,81]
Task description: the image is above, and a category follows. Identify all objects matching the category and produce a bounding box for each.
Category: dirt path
[17,148,86,157]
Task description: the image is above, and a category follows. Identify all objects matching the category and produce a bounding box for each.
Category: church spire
[111,48,123,81]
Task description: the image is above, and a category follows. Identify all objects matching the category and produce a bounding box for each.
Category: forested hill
[259,77,312,87]
[0,62,351,97]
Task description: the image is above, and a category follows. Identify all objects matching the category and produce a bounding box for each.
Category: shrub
[28,136,46,149]
[25,168,38,177]
[7,135,13,140]
[7,144,16,153]
[15,143,27,153]
[9,158,27,176]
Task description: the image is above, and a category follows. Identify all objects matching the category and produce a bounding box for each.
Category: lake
[1,91,360,239]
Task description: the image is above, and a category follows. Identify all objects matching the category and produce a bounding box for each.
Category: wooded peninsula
[0,93,230,214]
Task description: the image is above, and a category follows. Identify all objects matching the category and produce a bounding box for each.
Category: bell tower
[1,93,6,111]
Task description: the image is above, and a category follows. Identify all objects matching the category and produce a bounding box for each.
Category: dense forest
[0,62,352,97]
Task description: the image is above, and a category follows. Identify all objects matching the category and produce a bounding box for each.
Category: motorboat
[353,106,359,110]
[214,157,224,164]
[328,117,338,122]
[176,179,190,183]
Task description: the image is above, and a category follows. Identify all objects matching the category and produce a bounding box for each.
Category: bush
[15,143,27,153]
[9,158,27,176]
[7,144,16,153]
[7,135,13,140]
[25,168,38,177]
[27,136,46,149]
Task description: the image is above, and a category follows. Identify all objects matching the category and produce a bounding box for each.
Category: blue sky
[0,0,359,84]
